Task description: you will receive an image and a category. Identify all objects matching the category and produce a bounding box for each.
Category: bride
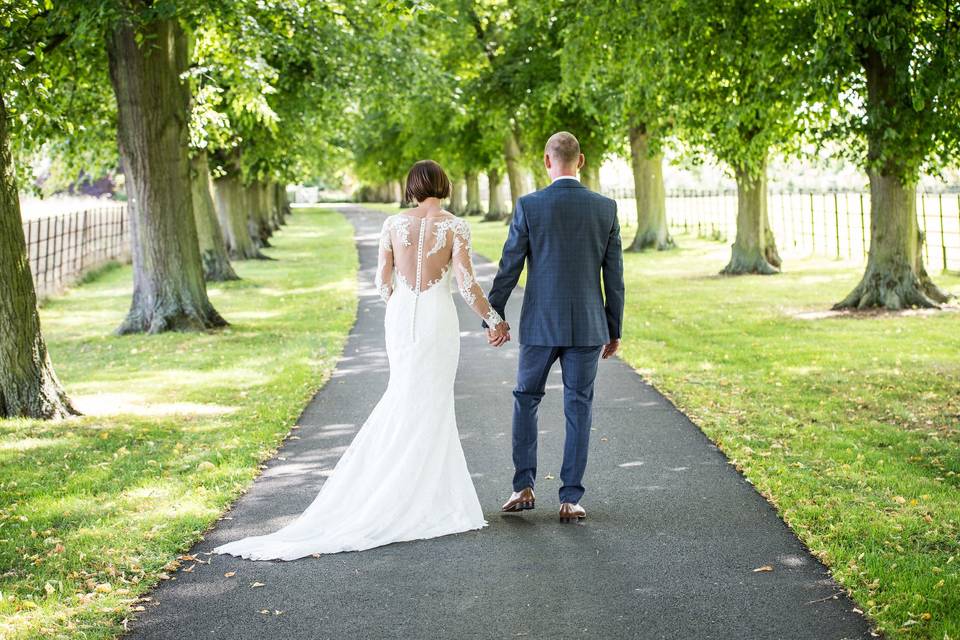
[214,160,510,561]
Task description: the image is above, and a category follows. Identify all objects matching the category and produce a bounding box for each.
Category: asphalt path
[126,205,872,640]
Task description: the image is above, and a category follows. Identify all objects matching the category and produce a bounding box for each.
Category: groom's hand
[601,338,620,359]
[487,322,511,347]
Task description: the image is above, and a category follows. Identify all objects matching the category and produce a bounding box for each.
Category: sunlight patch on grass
[464,217,960,640]
[0,208,358,639]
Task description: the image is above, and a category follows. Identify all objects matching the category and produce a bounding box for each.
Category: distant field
[18,196,119,220]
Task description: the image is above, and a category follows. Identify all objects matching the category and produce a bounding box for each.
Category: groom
[484,131,624,523]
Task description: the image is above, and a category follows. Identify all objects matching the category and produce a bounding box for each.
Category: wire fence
[22,204,130,299]
[607,188,960,272]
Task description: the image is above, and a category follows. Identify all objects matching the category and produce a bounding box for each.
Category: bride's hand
[487,321,511,347]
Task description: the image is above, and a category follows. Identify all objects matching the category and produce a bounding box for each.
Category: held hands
[601,338,621,359]
[487,321,511,347]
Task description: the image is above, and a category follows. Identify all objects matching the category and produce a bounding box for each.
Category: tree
[814,0,958,309]
[661,0,812,274]
[563,0,676,251]
[0,92,76,419]
[190,151,239,281]
[107,8,226,333]
[0,1,88,418]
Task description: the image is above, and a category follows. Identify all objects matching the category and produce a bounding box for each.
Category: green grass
[0,207,358,639]
[445,209,959,640]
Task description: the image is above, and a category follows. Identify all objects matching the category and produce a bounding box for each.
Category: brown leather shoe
[559,502,586,523]
[501,487,535,512]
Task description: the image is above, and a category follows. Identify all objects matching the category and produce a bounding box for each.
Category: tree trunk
[833,173,951,309]
[213,171,267,260]
[0,94,77,419]
[449,177,466,214]
[107,16,226,334]
[504,130,525,217]
[246,181,272,248]
[721,160,779,275]
[581,161,601,191]
[531,168,548,191]
[484,168,506,221]
[389,180,402,203]
[190,153,239,282]
[273,183,289,227]
[465,171,482,215]
[400,176,415,208]
[833,47,950,310]
[627,126,674,252]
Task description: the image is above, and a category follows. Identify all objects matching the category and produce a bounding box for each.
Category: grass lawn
[366,202,959,640]
[0,207,358,639]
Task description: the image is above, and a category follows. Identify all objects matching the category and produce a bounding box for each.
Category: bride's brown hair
[405,160,451,203]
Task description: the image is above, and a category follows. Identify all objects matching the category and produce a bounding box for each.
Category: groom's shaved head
[545,131,581,166]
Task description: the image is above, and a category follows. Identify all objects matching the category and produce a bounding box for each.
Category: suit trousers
[511,344,602,503]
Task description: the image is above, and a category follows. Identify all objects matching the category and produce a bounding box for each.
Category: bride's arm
[375,218,394,302]
[451,221,505,329]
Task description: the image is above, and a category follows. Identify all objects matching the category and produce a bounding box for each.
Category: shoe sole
[559,514,585,523]
[502,501,535,512]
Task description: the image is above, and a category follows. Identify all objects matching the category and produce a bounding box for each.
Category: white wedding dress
[214,212,504,561]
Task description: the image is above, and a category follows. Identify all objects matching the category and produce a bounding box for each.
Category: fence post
[844,193,852,258]
[809,193,815,254]
[833,192,840,259]
[939,194,947,272]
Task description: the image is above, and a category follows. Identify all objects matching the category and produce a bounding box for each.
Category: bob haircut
[405,160,451,202]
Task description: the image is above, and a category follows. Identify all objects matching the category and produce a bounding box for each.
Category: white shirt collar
[552,174,579,182]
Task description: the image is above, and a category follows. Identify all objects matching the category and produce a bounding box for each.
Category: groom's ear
[543,153,552,170]
[577,154,585,170]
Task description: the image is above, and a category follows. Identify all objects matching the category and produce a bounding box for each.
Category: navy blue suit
[485,178,624,503]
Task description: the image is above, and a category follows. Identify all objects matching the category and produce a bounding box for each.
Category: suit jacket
[484,178,624,346]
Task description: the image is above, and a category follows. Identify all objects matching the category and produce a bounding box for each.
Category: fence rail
[22,204,130,299]
[606,188,960,272]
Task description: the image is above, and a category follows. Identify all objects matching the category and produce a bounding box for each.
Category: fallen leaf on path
[182,564,194,573]
[545,474,555,480]
[224,572,236,578]
[250,582,266,588]
[752,565,774,573]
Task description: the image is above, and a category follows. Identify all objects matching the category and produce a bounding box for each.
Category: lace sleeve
[451,220,504,328]
[375,218,394,302]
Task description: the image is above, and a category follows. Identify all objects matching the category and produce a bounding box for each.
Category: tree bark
[504,130,525,217]
[531,168,549,191]
[833,46,950,310]
[484,168,506,221]
[833,173,951,309]
[0,94,77,419]
[107,15,226,334]
[627,126,674,252]
[190,153,239,282]
[465,171,482,216]
[721,159,779,275]
[449,177,466,214]
[212,171,267,260]
[246,181,273,248]
[273,182,289,226]
[400,176,415,208]
[389,180,402,203]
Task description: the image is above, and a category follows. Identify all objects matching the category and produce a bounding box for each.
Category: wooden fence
[22,205,130,299]
[607,188,960,272]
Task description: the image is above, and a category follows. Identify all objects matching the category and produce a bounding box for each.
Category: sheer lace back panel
[375,213,504,330]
